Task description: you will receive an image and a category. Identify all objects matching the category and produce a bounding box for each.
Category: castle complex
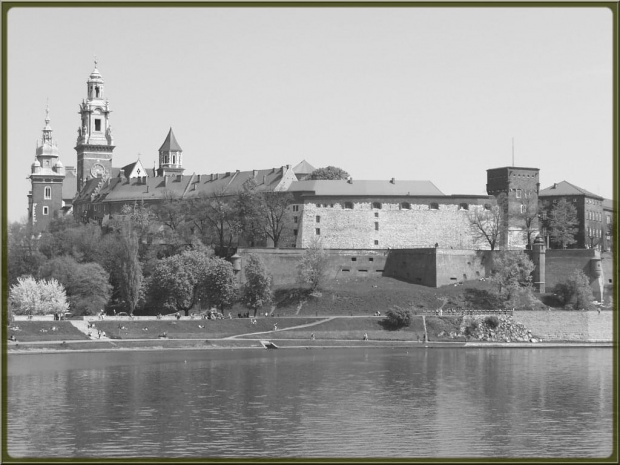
[28,63,613,252]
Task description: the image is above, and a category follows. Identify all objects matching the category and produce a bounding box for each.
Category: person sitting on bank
[9,334,16,342]
[363,333,368,341]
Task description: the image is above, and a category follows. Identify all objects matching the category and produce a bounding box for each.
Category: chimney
[253,169,258,177]
[348,178,353,184]
[263,175,267,185]
[164,176,168,187]
[553,183,557,189]
[197,174,201,182]
[146,184,149,193]
[390,178,395,184]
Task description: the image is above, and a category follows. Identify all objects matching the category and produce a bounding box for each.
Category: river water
[6,347,614,459]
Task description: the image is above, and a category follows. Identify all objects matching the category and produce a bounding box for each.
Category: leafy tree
[547,198,578,249]
[383,306,412,329]
[242,254,273,317]
[553,270,595,310]
[297,238,329,291]
[38,256,113,316]
[308,166,350,180]
[38,220,103,263]
[203,258,236,311]
[6,221,46,287]
[468,194,508,250]
[148,249,212,315]
[9,276,69,315]
[491,251,536,308]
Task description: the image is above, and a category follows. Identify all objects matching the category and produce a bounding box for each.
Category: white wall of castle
[294,200,507,250]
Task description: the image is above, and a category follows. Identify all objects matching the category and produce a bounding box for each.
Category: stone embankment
[437,315,538,343]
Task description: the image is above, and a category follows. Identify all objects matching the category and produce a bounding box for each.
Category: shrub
[484,315,500,329]
[553,270,595,310]
[297,238,329,291]
[464,319,479,337]
[383,306,412,330]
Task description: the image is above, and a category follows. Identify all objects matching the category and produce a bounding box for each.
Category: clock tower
[75,60,115,191]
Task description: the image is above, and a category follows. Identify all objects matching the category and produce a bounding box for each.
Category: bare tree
[518,190,540,249]
[468,194,508,250]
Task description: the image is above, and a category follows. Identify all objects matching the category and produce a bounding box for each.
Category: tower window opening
[42,206,49,215]
[95,86,100,98]
[95,119,101,131]
[44,186,51,199]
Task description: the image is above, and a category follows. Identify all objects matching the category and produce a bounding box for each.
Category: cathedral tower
[28,106,65,233]
[75,60,115,191]
[156,127,185,176]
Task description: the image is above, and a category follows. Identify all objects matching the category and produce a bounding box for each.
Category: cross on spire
[94,55,98,68]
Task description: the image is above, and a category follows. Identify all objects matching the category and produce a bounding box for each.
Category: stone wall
[544,249,604,301]
[513,310,613,342]
[296,198,494,250]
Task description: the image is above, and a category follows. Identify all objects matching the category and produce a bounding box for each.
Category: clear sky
[5,5,615,223]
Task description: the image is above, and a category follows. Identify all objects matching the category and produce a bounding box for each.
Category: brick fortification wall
[299,200,492,250]
[514,311,613,342]
[236,248,388,285]
[542,249,603,301]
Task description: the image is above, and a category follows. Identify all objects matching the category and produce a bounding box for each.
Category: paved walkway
[225,317,336,339]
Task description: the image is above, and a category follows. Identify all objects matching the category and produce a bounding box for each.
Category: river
[6,347,613,458]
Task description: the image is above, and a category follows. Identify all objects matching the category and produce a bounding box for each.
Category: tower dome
[31,159,41,168]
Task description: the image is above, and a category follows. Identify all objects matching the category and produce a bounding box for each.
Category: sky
[5,5,615,223]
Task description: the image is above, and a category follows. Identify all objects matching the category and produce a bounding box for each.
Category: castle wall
[296,198,494,250]
[513,310,612,342]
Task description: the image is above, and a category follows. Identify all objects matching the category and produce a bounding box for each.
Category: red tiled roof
[287,179,445,196]
[539,181,603,200]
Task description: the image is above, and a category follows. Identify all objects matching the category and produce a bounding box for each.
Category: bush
[484,315,500,329]
[553,270,595,310]
[383,306,412,330]
[464,320,479,337]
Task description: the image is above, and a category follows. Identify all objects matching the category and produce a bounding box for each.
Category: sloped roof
[287,179,445,197]
[159,128,183,152]
[539,181,603,200]
[292,159,316,175]
[76,167,292,205]
[603,198,615,211]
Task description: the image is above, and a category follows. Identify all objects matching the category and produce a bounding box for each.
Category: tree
[38,256,113,316]
[237,179,293,248]
[203,258,236,312]
[242,254,273,317]
[9,276,69,315]
[383,306,412,329]
[308,166,350,180]
[6,221,46,287]
[187,190,240,256]
[468,194,508,250]
[148,249,212,316]
[553,270,595,310]
[547,198,578,249]
[518,191,540,249]
[297,238,329,291]
[490,251,536,308]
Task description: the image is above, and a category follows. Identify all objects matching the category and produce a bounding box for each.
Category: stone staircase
[68,319,109,340]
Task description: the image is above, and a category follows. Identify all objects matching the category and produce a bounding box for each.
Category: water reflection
[7,348,613,458]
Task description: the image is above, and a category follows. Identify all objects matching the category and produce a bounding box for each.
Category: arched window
[401,202,411,210]
[344,202,353,209]
[44,186,51,199]
[372,202,382,209]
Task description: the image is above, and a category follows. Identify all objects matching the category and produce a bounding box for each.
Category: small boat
[260,340,279,349]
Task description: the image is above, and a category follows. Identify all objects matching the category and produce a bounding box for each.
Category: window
[521,205,526,214]
[375,222,379,231]
[516,189,522,198]
[401,202,411,210]
[372,202,382,209]
[344,202,353,209]
[294,216,298,224]
[95,119,101,131]
[374,240,379,245]
[368,257,374,262]
[292,205,299,212]
[42,206,49,215]
[316,215,320,223]
[44,186,51,199]
[430,202,439,210]
[293,229,298,236]
[315,228,320,235]
[95,86,100,98]
[459,203,468,211]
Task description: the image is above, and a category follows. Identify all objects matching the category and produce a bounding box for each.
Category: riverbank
[7,337,614,355]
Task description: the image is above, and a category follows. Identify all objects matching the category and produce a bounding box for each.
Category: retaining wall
[513,310,613,342]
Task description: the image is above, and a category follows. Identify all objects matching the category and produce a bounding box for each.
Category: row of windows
[296,202,486,210]
[587,211,602,222]
[588,228,602,238]
[586,198,602,205]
